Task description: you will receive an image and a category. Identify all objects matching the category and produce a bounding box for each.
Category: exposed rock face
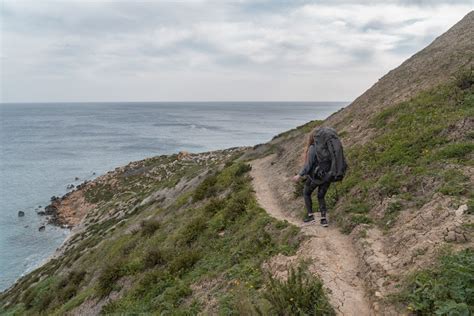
[45,189,95,227]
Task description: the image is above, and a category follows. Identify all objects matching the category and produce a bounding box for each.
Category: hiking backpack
[313,127,348,182]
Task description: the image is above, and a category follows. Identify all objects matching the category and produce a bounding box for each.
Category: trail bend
[250,155,373,316]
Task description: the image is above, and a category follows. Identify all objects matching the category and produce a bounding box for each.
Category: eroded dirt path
[251,155,373,316]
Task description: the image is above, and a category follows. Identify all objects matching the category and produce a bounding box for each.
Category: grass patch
[327,73,473,233]
[398,249,474,315]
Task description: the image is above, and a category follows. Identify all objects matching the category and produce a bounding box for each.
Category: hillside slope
[1,11,473,316]
[327,10,474,146]
[243,11,473,315]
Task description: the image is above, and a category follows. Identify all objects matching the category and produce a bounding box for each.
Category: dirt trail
[251,155,373,316]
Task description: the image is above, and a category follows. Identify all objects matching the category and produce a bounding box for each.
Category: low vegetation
[260,264,335,315]
[0,160,331,315]
[397,248,474,315]
[324,71,473,233]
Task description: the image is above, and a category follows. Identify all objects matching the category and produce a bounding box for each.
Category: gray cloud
[0,1,472,102]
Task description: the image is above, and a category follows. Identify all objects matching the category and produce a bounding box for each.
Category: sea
[0,101,346,291]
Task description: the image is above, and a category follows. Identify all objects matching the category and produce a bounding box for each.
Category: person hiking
[292,127,347,226]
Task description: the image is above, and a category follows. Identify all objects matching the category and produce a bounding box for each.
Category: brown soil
[251,155,373,316]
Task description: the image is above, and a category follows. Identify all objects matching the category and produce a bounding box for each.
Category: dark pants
[303,178,330,217]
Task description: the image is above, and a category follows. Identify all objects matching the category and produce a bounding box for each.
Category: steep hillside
[1,148,327,315]
[244,11,474,315]
[1,11,473,316]
[327,10,474,146]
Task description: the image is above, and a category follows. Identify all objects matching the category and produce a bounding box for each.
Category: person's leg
[303,178,318,218]
[317,181,331,219]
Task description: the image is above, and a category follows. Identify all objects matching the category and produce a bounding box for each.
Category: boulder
[38,225,45,232]
[18,211,25,217]
[44,205,57,215]
[177,151,191,160]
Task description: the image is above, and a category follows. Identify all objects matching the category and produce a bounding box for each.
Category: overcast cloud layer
[1,1,472,102]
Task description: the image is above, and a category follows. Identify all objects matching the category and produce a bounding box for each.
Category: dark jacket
[299,128,335,182]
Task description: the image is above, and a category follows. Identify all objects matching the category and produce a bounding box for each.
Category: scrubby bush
[438,170,469,196]
[223,190,250,221]
[344,199,371,214]
[467,199,474,215]
[168,249,201,275]
[176,216,207,245]
[455,67,473,90]
[400,249,474,315]
[261,265,335,315]
[143,248,166,269]
[293,179,305,199]
[97,263,123,297]
[193,173,218,201]
[376,171,401,197]
[140,219,160,237]
[234,163,252,177]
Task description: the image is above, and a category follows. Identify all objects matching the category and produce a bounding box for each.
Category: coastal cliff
[1,11,473,316]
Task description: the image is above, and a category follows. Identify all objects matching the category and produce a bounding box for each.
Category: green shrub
[293,179,305,199]
[168,249,201,275]
[222,189,250,222]
[140,219,161,237]
[436,142,474,160]
[400,249,474,315]
[382,201,403,229]
[143,248,166,269]
[455,67,473,90]
[56,270,86,304]
[121,238,138,255]
[260,265,335,315]
[351,214,372,225]
[176,216,207,245]
[376,172,401,197]
[438,170,469,196]
[97,263,123,297]
[234,163,252,177]
[152,281,193,311]
[203,197,225,215]
[193,173,218,201]
[467,199,474,215]
[344,200,371,214]
[36,291,53,312]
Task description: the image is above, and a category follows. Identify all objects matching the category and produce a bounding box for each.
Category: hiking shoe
[303,214,315,223]
[320,217,328,227]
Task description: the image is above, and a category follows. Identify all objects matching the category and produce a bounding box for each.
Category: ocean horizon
[0,101,346,291]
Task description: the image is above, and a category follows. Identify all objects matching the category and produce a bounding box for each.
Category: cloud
[0,0,472,102]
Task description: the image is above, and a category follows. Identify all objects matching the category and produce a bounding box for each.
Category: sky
[0,1,472,102]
